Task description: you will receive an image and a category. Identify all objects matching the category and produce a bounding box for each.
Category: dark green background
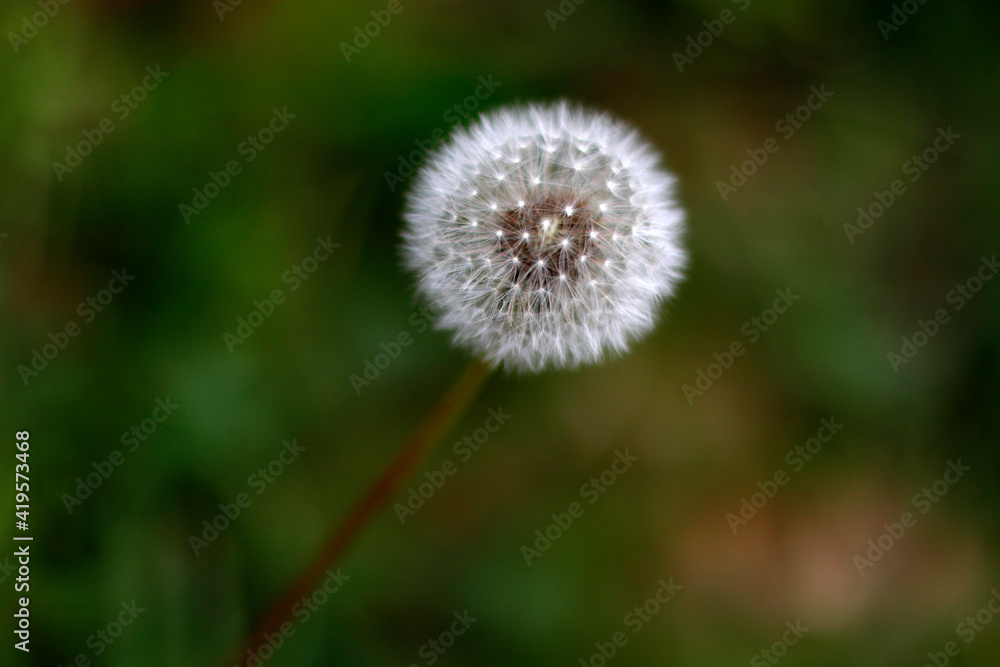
[2,0,998,665]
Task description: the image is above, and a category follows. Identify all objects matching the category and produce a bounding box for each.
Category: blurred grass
[2,0,999,665]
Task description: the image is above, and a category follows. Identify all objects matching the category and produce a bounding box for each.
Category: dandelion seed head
[401,101,687,372]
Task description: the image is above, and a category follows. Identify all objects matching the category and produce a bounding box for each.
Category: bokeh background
[2,0,999,665]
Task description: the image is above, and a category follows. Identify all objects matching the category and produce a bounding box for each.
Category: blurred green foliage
[1,0,999,665]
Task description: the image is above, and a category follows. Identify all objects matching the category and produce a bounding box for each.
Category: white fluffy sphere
[401,101,687,373]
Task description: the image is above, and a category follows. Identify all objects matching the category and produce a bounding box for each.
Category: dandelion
[402,101,687,372]
[237,104,689,658]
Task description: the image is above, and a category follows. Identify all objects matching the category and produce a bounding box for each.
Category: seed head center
[496,194,602,292]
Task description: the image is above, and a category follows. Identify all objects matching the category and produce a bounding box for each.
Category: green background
[2,0,998,665]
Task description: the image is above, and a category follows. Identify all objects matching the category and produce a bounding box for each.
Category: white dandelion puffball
[401,101,687,373]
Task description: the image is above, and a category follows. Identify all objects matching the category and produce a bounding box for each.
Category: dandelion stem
[226,359,491,666]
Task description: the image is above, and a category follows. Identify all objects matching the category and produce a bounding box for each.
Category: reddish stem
[225,360,490,666]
